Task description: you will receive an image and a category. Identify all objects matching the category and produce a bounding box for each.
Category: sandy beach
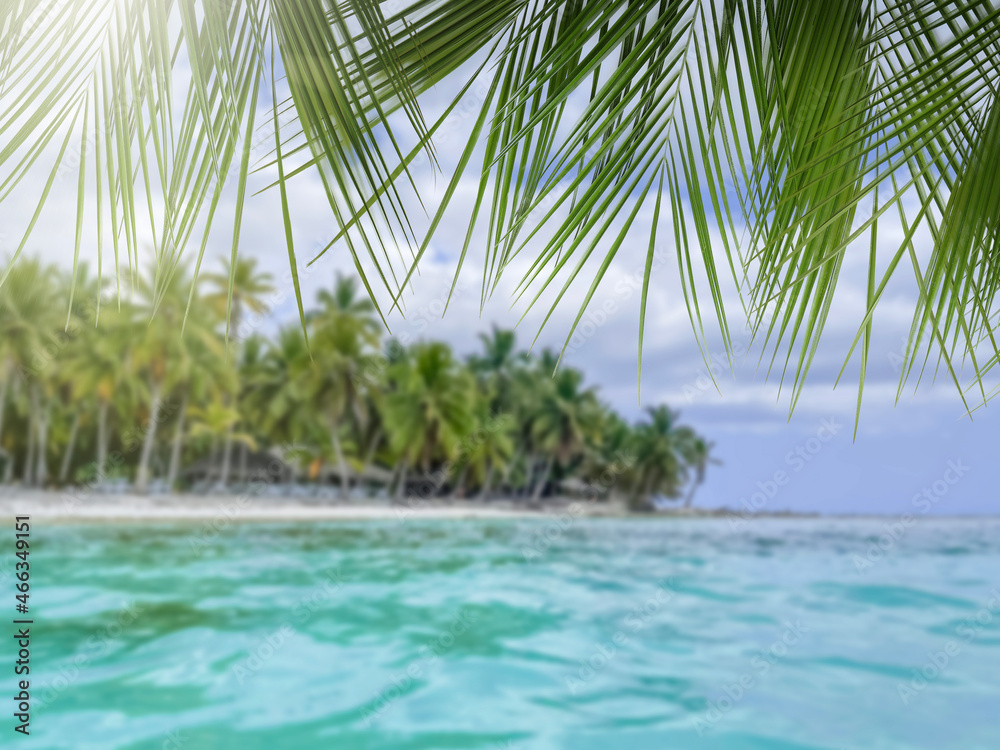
[0,488,827,524]
[0,488,648,524]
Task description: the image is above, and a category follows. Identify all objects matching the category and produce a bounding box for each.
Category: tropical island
[0,255,715,517]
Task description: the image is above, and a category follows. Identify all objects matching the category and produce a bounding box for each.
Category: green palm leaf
[3,0,1000,422]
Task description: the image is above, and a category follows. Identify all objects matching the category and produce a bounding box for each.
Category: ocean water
[24,517,1000,749]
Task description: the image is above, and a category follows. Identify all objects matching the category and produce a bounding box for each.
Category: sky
[1,16,996,517]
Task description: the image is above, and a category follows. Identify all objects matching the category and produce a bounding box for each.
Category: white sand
[0,489,634,524]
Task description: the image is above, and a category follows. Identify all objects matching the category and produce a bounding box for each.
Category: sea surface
[22,517,1000,749]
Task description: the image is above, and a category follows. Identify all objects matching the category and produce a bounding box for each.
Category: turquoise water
[25,518,1000,749]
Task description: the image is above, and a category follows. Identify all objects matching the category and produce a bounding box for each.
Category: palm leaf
[3,0,1000,424]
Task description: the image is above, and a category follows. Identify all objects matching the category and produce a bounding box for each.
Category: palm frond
[3,0,1000,423]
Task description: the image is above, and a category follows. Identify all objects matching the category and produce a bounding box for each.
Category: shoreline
[0,489,814,524]
[2,490,989,524]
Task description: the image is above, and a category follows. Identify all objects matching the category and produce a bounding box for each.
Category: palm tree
[130,262,221,493]
[469,326,525,415]
[310,274,381,326]
[0,356,11,481]
[47,264,101,485]
[187,398,257,482]
[164,332,234,490]
[384,342,475,500]
[0,259,62,485]
[232,333,270,481]
[456,404,514,499]
[582,411,638,502]
[527,362,604,503]
[53,361,90,486]
[204,257,276,343]
[354,382,387,492]
[680,437,719,509]
[67,305,140,483]
[629,406,699,511]
[244,326,314,454]
[204,257,275,487]
[306,283,382,499]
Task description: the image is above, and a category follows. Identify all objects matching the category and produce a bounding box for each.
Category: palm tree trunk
[360,428,382,480]
[0,376,8,483]
[629,482,642,508]
[1,367,13,484]
[166,392,189,491]
[0,373,8,446]
[453,464,469,500]
[239,441,248,483]
[531,454,555,504]
[222,303,242,487]
[135,380,162,494]
[633,474,655,511]
[683,472,704,508]
[481,464,495,500]
[209,437,219,481]
[35,398,49,487]
[220,424,233,487]
[394,458,409,502]
[683,485,695,508]
[330,423,350,500]
[58,410,81,483]
[23,386,40,486]
[96,399,110,480]
[23,413,35,486]
[502,448,522,497]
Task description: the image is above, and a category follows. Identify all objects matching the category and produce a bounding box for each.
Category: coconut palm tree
[306,287,382,499]
[0,259,63,485]
[65,304,139,482]
[680,437,720,509]
[384,341,475,499]
[46,263,105,484]
[469,326,525,416]
[582,411,638,501]
[231,333,270,481]
[52,356,90,486]
[629,406,699,511]
[204,257,276,343]
[353,382,387,491]
[164,331,234,490]
[312,274,386,485]
[310,274,381,327]
[130,262,221,493]
[527,363,604,503]
[245,326,314,451]
[455,404,514,499]
[187,399,257,479]
[204,257,275,486]
[0,355,12,481]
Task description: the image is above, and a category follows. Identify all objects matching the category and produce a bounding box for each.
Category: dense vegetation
[0,256,713,509]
